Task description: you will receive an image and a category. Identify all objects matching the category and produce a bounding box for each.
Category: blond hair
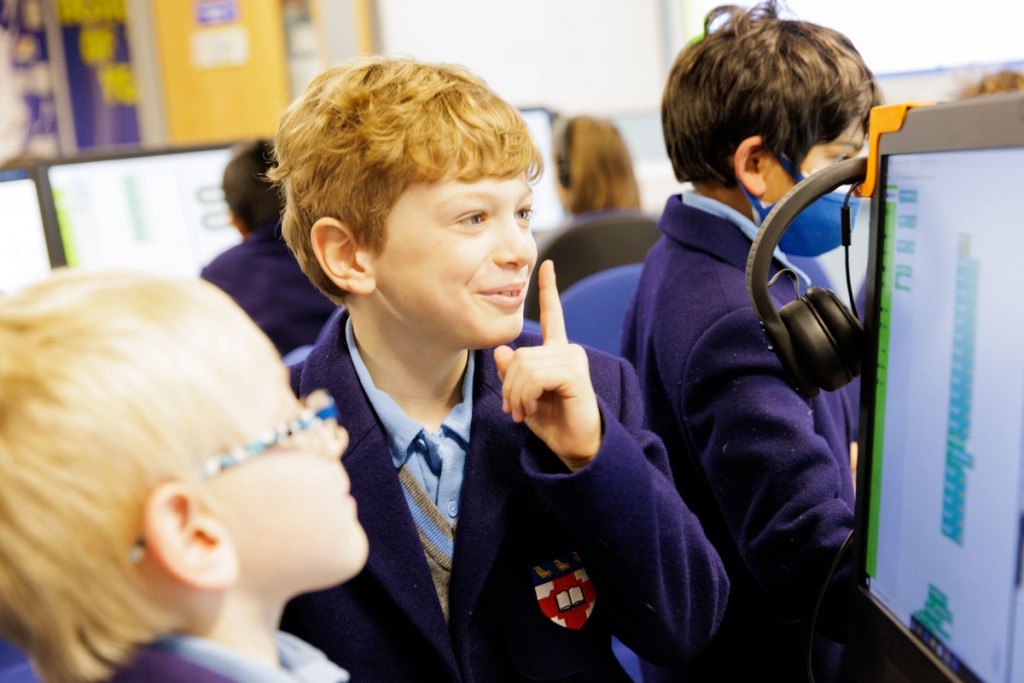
[269,56,543,303]
[0,269,284,682]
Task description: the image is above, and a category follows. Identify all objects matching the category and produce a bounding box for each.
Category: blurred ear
[142,483,238,591]
[734,135,771,199]
[311,217,376,296]
[228,212,250,240]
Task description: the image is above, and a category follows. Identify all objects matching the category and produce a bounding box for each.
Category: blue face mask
[740,155,862,257]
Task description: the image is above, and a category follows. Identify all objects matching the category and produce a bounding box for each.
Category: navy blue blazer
[200,220,337,357]
[284,312,728,682]
[623,196,856,682]
[109,648,235,682]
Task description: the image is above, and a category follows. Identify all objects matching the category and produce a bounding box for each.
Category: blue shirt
[682,191,811,287]
[345,318,473,523]
[153,631,349,683]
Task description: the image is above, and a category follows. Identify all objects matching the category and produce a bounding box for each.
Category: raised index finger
[537,260,568,345]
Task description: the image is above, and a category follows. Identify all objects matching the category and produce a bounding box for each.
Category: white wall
[368,0,1024,226]
[375,0,668,116]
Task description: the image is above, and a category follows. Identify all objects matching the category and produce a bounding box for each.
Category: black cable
[804,181,861,681]
[841,184,859,320]
[806,529,854,683]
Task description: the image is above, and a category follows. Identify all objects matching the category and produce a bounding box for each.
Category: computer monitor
[853,92,1024,682]
[518,107,567,232]
[0,167,59,293]
[38,144,242,276]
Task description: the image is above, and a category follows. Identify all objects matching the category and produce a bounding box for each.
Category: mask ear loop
[767,267,802,298]
[841,183,861,320]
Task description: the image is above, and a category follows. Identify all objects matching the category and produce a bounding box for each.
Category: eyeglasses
[128,390,338,564]
[197,389,339,479]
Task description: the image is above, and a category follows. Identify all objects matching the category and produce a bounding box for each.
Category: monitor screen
[518,107,566,232]
[0,168,56,293]
[854,94,1024,682]
[40,145,241,276]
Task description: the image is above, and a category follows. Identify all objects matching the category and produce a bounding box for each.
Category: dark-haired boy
[201,139,336,357]
[623,2,881,680]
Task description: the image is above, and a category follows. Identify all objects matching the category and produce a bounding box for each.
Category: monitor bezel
[516,106,567,232]
[0,164,67,271]
[35,142,244,270]
[852,91,1024,683]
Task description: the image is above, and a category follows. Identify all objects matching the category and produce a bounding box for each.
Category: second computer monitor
[518,107,567,233]
[39,144,241,276]
[0,167,58,293]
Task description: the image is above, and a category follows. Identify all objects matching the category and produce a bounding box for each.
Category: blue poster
[0,0,60,158]
[56,0,139,148]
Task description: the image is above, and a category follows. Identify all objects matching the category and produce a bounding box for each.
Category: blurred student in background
[201,139,337,358]
[0,270,367,682]
[958,68,1024,98]
[623,2,880,680]
[552,115,641,219]
[525,115,656,321]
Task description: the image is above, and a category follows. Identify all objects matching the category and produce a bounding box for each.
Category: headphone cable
[805,528,854,683]
[841,184,860,320]
[805,176,860,681]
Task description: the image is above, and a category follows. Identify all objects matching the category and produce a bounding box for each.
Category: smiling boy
[269,56,728,681]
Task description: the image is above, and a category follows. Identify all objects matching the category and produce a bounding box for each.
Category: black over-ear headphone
[553,116,574,189]
[745,156,868,397]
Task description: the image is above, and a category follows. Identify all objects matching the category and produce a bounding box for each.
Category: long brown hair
[555,115,641,214]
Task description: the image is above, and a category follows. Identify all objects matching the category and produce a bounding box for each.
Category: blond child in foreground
[0,270,367,682]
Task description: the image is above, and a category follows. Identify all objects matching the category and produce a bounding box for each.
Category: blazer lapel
[448,349,522,638]
[295,317,458,673]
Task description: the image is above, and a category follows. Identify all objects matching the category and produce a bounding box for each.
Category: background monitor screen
[0,168,56,293]
[41,145,241,276]
[519,107,566,232]
[855,95,1024,683]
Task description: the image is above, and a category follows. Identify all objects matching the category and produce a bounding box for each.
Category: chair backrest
[525,212,660,320]
[558,263,644,356]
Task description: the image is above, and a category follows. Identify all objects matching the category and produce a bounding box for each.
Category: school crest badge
[531,551,596,629]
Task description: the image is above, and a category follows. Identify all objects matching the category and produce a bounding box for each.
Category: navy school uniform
[110,649,235,683]
[109,632,347,682]
[283,311,729,682]
[200,219,337,357]
[622,196,857,682]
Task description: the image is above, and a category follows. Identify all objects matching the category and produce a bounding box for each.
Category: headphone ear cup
[553,117,572,189]
[778,286,863,392]
[556,149,571,189]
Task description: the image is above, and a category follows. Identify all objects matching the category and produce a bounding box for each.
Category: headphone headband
[553,116,574,189]
[744,155,868,396]
[745,156,867,319]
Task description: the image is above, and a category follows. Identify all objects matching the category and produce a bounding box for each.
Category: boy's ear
[141,482,238,591]
[228,212,250,240]
[310,217,376,296]
[734,135,770,199]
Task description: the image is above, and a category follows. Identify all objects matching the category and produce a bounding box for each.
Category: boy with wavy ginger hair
[623,2,880,681]
[0,270,367,682]
[269,56,728,681]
